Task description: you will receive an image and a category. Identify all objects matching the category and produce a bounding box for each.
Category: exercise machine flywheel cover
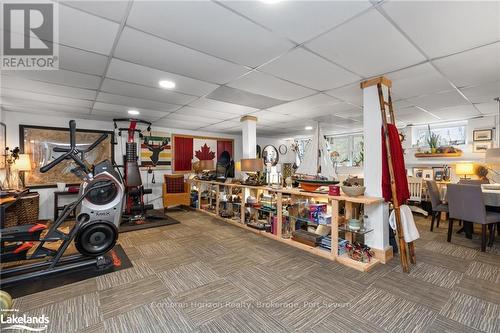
[75,221,118,257]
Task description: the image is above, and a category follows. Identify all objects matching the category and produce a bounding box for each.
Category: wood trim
[360,76,392,89]
[371,246,394,264]
[240,115,258,122]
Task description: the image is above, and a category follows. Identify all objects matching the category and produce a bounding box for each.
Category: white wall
[256,137,295,164]
[3,110,241,219]
[404,116,496,168]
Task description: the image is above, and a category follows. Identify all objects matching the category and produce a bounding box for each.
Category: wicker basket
[15,192,40,226]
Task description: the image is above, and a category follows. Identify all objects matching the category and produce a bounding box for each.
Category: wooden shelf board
[336,254,379,272]
[414,153,462,158]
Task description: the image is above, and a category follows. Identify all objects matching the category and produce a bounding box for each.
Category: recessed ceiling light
[159,80,176,89]
[305,126,313,130]
[128,109,140,115]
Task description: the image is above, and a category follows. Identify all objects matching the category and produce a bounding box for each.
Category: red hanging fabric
[174,136,193,171]
[217,140,233,160]
[382,124,410,204]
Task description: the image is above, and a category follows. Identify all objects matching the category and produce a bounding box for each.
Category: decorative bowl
[341,186,366,197]
[348,218,361,231]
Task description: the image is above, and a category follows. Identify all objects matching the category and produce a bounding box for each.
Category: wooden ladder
[371,77,416,273]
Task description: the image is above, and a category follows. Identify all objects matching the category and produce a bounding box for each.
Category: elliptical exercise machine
[0,120,124,285]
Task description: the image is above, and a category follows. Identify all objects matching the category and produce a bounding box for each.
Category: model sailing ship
[295,124,339,192]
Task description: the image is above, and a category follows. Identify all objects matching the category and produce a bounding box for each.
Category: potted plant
[426,125,440,154]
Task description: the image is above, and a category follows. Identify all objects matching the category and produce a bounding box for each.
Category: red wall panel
[174,136,193,171]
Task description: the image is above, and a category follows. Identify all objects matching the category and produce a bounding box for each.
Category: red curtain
[217,140,233,160]
[174,136,193,171]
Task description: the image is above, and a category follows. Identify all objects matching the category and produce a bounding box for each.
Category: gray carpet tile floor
[8,210,500,333]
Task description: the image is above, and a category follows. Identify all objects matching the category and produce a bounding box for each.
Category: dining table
[437,182,500,207]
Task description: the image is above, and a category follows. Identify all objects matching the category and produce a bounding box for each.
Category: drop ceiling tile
[152,117,206,130]
[92,101,169,118]
[176,106,239,121]
[251,110,297,123]
[205,86,285,109]
[382,1,500,58]
[475,102,499,115]
[189,97,257,115]
[59,45,108,76]
[100,79,196,106]
[114,28,249,85]
[2,88,93,108]
[306,9,425,77]
[91,109,160,122]
[60,1,130,23]
[332,106,363,119]
[2,70,101,89]
[268,93,340,115]
[96,92,181,112]
[325,83,363,106]
[1,97,90,114]
[105,59,219,96]
[127,1,294,67]
[1,76,96,100]
[397,110,438,125]
[224,0,371,44]
[59,4,120,54]
[165,112,214,125]
[432,105,480,119]
[433,43,500,88]
[312,114,360,127]
[387,63,453,100]
[460,81,500,104]
[259,48,360,91]
[199,120,241,132]
[406,90,469,111]
[1,104,90,117]
[228,71,315,101]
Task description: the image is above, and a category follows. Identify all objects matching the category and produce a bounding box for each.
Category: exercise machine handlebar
[40,120,108,174]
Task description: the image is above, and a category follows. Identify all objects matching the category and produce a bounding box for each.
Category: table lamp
[240,158,264,185]
[456,162,474,179]
[198,159,215,180]
[12,154,31,189]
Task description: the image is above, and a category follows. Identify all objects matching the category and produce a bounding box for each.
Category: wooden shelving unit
[187,179,384,272]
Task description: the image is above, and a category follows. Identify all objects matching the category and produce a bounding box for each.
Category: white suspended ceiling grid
[1,0,499,137]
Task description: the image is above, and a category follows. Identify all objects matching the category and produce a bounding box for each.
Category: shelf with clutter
[187,179,383,272]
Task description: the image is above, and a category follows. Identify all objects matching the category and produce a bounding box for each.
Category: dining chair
[447,184,499,252]
[407,176,428,217]
[426,180,448,231]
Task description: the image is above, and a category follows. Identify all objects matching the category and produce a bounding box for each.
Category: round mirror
[262,145,279,166]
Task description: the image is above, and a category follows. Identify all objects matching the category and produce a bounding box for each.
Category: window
[326,134,364,167]
[414,124,466,147]
[294,138,310,167]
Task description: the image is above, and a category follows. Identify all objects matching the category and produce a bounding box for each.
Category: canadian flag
[193,139,217,162]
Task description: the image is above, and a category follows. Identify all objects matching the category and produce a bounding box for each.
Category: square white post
[362,80,391,261]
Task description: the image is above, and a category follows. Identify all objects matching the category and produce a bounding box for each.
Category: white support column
[241,115,257,159]
[362,81,391,260]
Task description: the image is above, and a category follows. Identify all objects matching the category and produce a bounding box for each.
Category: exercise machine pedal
[0,242,34,262]
[0,224,47,242]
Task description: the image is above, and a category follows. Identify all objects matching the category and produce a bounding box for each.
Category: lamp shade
[198,159,215,171]
[240,158,263,172]
[485,148,500,164]
[12,154,31,171]
[456,162,474,176]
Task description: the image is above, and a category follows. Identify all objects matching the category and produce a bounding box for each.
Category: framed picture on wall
[0,122,5,170]
[422,169,434,180]
[433,167,444,181]
[413,168,423,178]
[473,141,493,153]
[473,129,493,141]
[20,125,114,188]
